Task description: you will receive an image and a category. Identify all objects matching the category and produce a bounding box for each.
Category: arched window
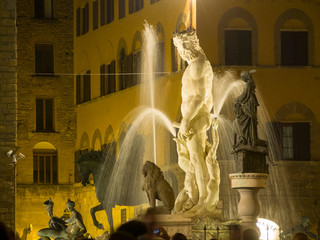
[218,7,258,65]
[33,142,58,184]
[274,9,314,66]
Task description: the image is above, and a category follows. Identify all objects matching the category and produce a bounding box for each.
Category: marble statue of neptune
[173,29,220,217]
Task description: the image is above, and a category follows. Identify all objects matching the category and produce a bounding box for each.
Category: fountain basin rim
[229,173,268,189]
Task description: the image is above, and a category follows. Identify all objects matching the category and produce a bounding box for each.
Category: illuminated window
[34,0,53,19]
[76,71,91,104]
[281,31,308,66]
[33,151,58,184]
[225,30,252,65]
[36,98,54,132]
[35,44,54,75]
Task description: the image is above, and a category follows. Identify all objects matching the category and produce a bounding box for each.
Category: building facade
[11,0,320,238]
[0,0,17,231]
[15,0,75,237]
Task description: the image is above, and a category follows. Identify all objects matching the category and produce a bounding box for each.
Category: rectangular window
[34,0,53,19]
[76,8,81,36]
[93,0,99,30]
[100,64,107,96]
[121,209,127,224]
[119,0,125,19]
[36,98,54,132]
[225,30,252,66]
[101,0,106,25]
[35,44,54,75]
[133,51,141,85]
[76,74,81,104]
[82,3,89,34]
[126,54,133,88]
[33,152,57,184]
[106,0,114,24]
[129,0,134,14]
[108,61,116,93]
[281,31,308,66]
[84,70,91,102]
[135,0,143,12]
[129,0,143,13]
[273,122,310,160]
[76,71,91,104]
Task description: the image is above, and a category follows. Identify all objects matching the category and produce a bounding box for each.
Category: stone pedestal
[230,142,269,240]
[230,173,268,239]
[152,214,194,240]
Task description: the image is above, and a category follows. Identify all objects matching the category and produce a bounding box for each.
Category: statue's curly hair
[173,28,205,61]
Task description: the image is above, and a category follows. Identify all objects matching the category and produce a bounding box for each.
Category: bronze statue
[142,161,175,212]
[38,198,86,240]
[233,70,259,149]
[75,150,115,231]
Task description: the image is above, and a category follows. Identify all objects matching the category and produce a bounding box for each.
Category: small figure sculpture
[142,161,175,212]
[38,198,87,240]
[233,70,259,148]
[38,197,67,239]
[172,28,220,216]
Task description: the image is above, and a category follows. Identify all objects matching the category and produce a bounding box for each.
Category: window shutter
[34,0,44,18]
[45,99,53,131]
[100,64,106,96]
[295,122,310,160]
[108,60,116,93]
[84,71,91,102]
[119,0,125,19]
[268,122,282,161]
[101,0,105,25]
[93,1,99,30]
[76,8,81,36]
[126,53,133,87]
[107,0,114,23]
[225,30,252,66]
[129,0,134,14]
[36,99,44,131]
[76,74,81,104]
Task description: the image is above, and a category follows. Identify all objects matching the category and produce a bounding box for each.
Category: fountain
[75,22,293,240]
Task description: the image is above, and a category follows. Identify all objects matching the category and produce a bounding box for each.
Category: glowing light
[257,218,280,240]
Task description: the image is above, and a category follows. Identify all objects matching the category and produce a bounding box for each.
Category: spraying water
[141,21,158,164]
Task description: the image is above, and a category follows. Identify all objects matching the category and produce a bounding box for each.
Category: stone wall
[0,0,17,230]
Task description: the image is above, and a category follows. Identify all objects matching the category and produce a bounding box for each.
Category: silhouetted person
[171,233,187,240]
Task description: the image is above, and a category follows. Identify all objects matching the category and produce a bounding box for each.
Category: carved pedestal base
[229,173,268,240]
[152,214,194,240]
